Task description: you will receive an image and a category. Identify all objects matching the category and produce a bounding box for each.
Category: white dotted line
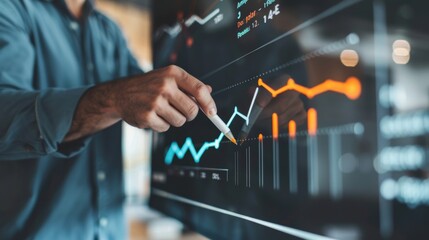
[213,37,351,96]
[215,122,361,145]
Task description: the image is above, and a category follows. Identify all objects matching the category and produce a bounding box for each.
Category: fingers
[174,67,217,116]
[148,113,170,132]
[293,109,307,125]
[255,86,273,108]
[156,99,187,127]
[168,90,199,121]
[118,65,217,133]
[259,91,302,119]
[206,85,212,93]
[277,103,306,129]
[259,98,296,120]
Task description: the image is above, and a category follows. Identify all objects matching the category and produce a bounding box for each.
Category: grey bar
[289,138,298,193]
[307,136,319,196]
[329,133,342,199]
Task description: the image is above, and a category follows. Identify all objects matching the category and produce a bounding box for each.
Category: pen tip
[231,137,237,145]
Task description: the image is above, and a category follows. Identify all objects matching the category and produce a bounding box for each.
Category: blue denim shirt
[0,0,143,239]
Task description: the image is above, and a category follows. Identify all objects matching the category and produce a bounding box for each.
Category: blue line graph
[165,88,259,165]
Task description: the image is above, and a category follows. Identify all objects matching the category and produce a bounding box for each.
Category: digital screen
[149,0,429,239]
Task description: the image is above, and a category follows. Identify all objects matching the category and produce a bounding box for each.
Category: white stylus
[193,96,237,145]
[207,114,237,145]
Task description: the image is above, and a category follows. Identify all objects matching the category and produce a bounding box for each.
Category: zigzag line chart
[161,8,221,38]
[164,76,362,165]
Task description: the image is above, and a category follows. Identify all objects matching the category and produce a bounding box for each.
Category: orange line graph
[258,77,361,99]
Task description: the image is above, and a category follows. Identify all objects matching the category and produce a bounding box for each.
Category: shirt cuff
[35,87,91,158]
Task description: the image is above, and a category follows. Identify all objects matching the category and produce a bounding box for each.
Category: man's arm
[0,2,92,160]
[0,3,216,158]
[64,65,216,142]
[63,15,218,142]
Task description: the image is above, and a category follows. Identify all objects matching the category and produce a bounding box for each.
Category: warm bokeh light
[186,37,194,47]
[170,52,177,62]
[340,49,359,67]
[392,53,410,64]
[392,39,411,64]
[177,11,184,20]
[393,39,411,54]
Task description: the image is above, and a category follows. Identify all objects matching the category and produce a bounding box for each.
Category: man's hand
[64,65,216,142]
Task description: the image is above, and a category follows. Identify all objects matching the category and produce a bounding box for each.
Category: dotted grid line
[215,122,363,145]
[213,35,355,96]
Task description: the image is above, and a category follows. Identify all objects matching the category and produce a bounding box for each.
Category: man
[0,0,216,239]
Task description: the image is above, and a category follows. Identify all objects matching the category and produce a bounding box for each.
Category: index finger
[175,68,217,117]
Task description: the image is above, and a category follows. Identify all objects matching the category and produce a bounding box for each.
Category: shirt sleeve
[0,2,90,160]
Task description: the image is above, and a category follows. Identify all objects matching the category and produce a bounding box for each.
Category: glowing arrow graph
[185,8,221,26]
[162,8,221,37]
[164,88,259,165]
[165,76,361,165]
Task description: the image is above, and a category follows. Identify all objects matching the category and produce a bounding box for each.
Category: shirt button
[99,218,109,227]
[23,144,35,152]
[87,62,94,71]
[97,171,106,181]
[69,21,79,31]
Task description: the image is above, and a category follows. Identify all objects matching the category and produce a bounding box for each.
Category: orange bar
[258,133,263,141]
[308,108,318,136]
[289,120,296,139]
[272,113,279,140]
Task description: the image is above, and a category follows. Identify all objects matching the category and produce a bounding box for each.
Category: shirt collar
[40,0,95,19]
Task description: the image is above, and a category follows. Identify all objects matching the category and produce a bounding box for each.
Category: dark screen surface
[149,0,429,239]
